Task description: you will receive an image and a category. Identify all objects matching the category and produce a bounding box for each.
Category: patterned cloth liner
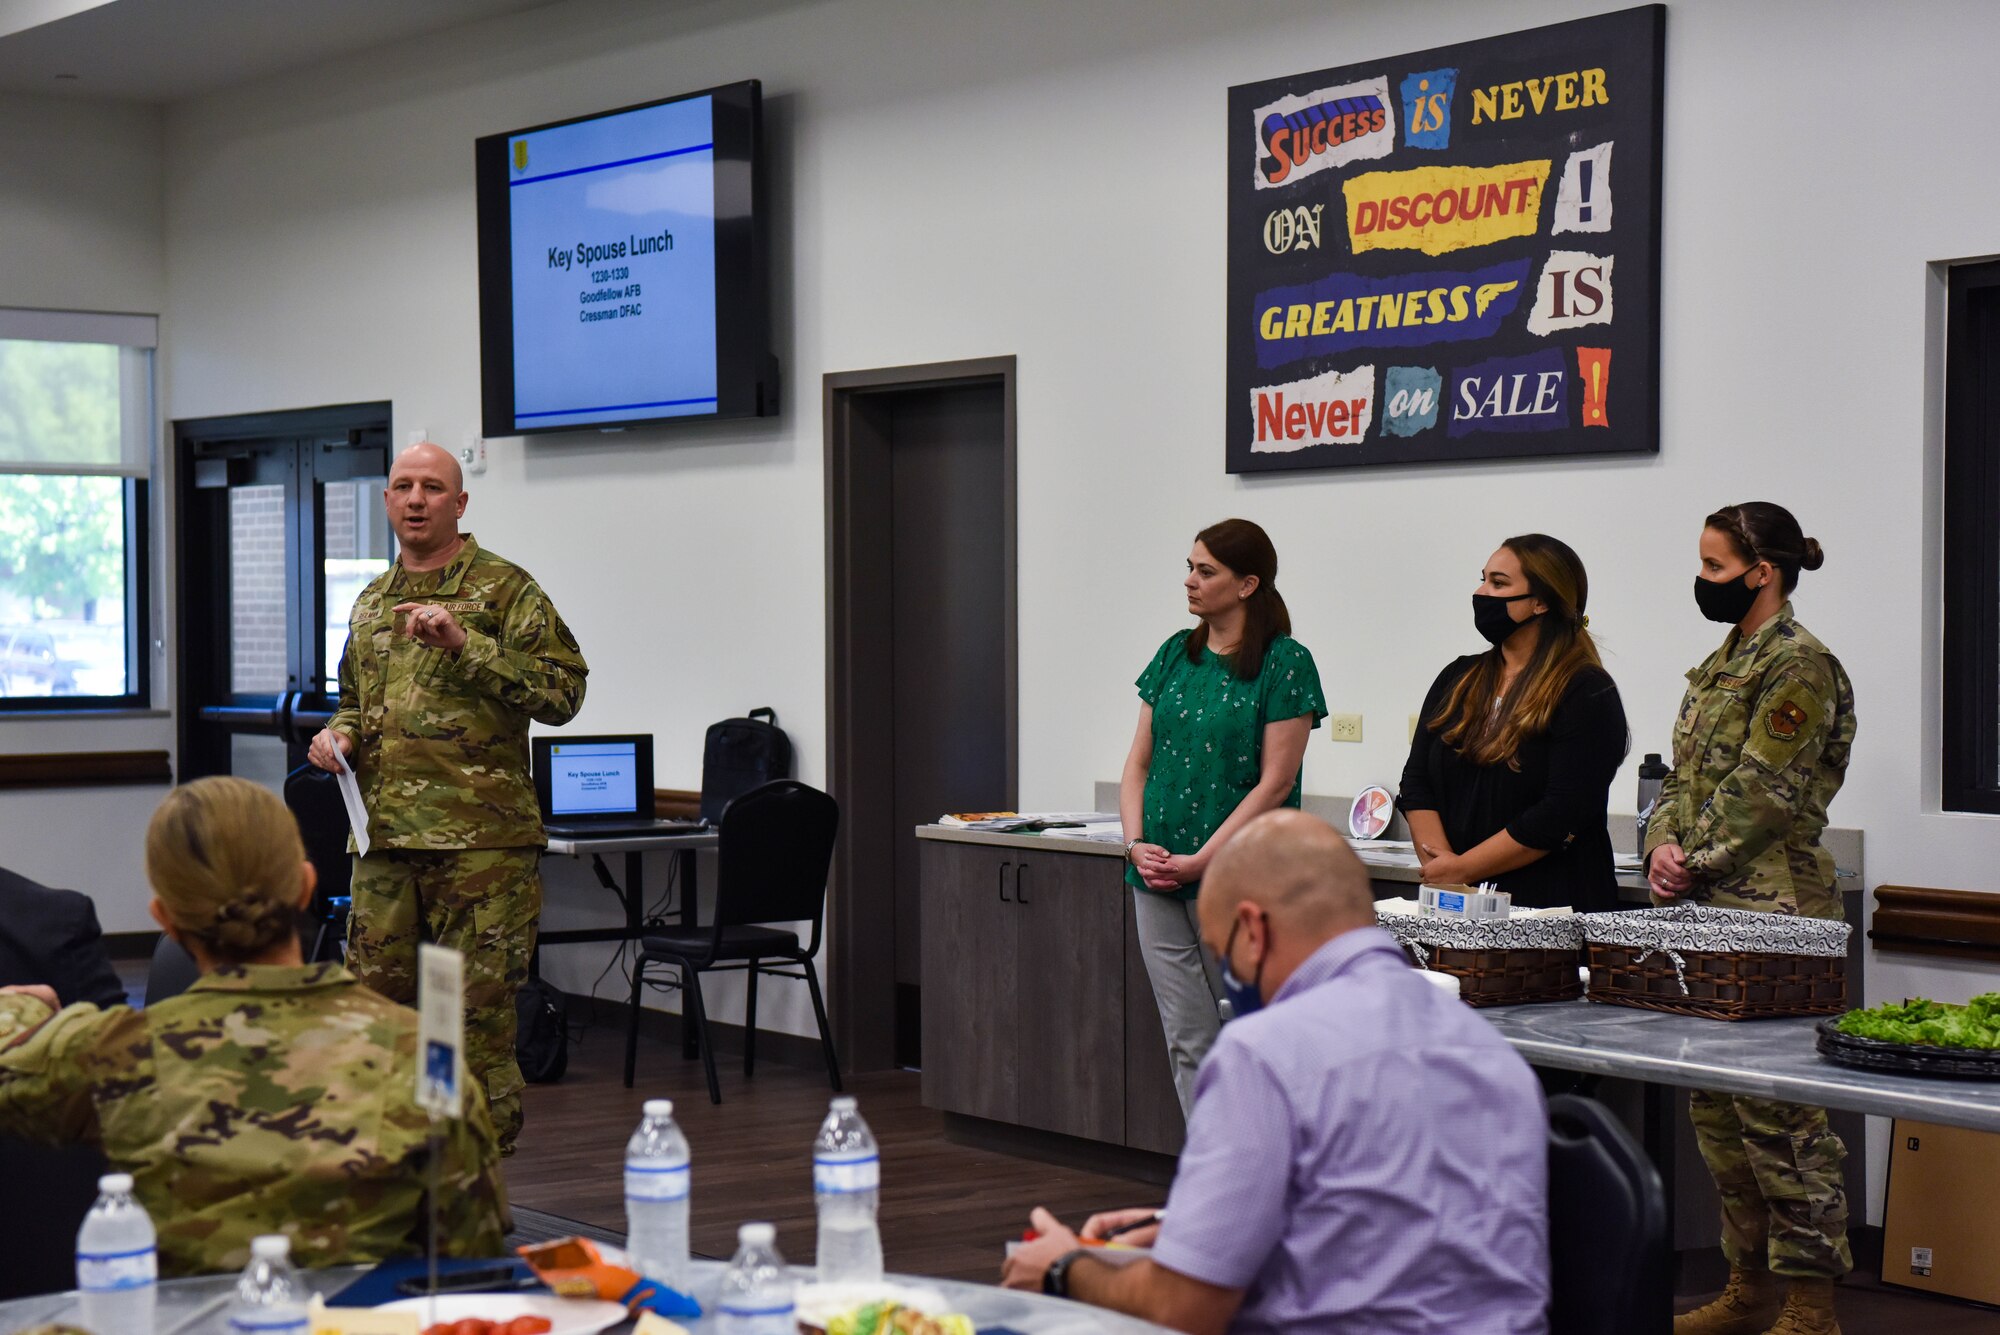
[1378,911,1586,954]
[1580,904,1850,958]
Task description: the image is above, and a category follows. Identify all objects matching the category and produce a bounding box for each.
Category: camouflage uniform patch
[0,967,508,1277]
[1644,602,1856,1279]
[348,846,542,1152]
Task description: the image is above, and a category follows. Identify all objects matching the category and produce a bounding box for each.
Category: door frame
[173,401,392,782]
[824,356,1017,1072]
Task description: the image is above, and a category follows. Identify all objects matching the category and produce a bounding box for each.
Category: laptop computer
[535,734,708,838]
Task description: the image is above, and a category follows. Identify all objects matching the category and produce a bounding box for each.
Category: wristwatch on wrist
[1043,1248,1088,1299]
[1123,837,1140,863]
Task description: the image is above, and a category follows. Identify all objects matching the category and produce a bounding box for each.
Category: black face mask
[1471,592,1539,646]
[1693,571,1764,624]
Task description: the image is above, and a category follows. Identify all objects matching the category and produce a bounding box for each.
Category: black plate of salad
[1817,994,2000,1079]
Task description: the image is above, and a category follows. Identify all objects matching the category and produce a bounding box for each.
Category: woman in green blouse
[1119,518,1326,1114]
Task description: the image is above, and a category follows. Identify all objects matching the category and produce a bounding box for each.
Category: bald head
[384,441,468,566]
[1202,809,1375,939]
[393,441,463,494]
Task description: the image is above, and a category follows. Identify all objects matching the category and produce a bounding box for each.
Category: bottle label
[719,1302,796,1317]
[626,1162,691,1202]
[227,1317,308,1334]
[814,1154,880,1194]
[76,1245,157,1291]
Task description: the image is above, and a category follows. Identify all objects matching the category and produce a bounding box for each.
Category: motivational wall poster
[1226,5,1664,473]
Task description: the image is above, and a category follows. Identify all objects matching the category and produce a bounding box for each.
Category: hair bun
[200,895,293,955]
[1800,537,1825,571]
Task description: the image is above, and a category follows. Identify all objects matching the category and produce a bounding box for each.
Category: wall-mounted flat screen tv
[475,79,775,435]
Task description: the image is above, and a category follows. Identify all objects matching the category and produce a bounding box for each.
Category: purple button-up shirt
[1150,927,1549,1334]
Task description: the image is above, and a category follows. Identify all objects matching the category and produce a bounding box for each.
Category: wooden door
[826,359,1018,1074]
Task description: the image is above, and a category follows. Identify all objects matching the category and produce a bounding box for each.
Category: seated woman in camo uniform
[0,776,509,1276]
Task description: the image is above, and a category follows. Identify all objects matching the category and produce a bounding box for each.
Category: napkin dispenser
[1418,884,1511,920]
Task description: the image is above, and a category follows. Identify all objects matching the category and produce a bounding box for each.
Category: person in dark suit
[0,865,126,1009]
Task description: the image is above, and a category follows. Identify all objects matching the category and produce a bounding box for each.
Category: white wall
[0,0,1971,1230]
[0,91,167,926]
[0,92,164,313]
[162,0,2000,975]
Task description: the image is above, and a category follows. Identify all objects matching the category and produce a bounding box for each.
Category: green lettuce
[1836,993,2000,1049]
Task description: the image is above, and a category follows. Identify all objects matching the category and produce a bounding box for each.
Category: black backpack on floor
[516,977,570,1084]
[700,706,793,823]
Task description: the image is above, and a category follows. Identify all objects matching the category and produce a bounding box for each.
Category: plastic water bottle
[813,1095,883,1283]
[77,1172,156,1333]
[718,1222,795,1335]
[625,1097,692,1292]
[228,1234,308,1334]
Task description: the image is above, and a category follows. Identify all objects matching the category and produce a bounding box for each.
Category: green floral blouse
[1129,630,1327,900]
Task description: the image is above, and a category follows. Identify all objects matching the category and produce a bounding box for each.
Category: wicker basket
[1379,912,1585,1008]
[1581,905,1849,1021]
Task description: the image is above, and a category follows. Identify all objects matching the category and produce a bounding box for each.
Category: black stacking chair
[623,779,842,1104]
[283,764,354,962]
[1547,1093,1670,1335]
[0,1138,105,1297]
[145,932,199,1005]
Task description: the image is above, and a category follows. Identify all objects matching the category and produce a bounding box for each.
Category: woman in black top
[1398,533,1628,913]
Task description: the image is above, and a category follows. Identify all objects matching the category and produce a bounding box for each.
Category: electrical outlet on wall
[1330,713,1363,743]
[459,432,487,476]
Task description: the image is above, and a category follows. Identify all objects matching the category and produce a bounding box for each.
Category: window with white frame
[0,309,155,709]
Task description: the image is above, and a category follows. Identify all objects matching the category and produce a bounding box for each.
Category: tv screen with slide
[475,79,774,435]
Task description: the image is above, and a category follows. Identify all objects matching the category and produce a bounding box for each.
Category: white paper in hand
[416,943,466,1119]
[333,744,371,858]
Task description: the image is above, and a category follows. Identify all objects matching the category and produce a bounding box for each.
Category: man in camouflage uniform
[1646,598,1857,1335]
[311,441,587,1154]
[0,964,508,1276]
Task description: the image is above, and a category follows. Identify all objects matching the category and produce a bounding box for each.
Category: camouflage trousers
[348,847,542,1153]
[1689,1090,1852,1278]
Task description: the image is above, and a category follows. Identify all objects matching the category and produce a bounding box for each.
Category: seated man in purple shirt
[1002,808,1550,1334]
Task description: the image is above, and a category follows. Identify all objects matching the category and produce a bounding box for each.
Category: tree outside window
[0,323,153,706]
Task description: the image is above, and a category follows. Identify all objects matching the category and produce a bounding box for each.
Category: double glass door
[176,404,394,791]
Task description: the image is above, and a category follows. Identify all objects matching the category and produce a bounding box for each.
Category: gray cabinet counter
[918,827,1183,1155]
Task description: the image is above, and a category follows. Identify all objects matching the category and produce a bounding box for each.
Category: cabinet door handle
[1016,862,1030,904]
[999,862,1011,902]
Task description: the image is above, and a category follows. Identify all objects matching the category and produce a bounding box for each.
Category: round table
[0,1260,1171,1333]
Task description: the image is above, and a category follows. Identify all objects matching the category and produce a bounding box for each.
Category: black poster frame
[1941,259,2000,814]
[1225,5,1665,474]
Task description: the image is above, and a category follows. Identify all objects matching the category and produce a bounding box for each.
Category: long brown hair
[1706,501,1825,593]
[1186,518,1291,680]
[1429,534,1604,767]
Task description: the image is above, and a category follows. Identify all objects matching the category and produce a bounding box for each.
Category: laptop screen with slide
[535,735,655,824]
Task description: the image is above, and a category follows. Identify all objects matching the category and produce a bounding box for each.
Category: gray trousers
[1131,887,1227,1117]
